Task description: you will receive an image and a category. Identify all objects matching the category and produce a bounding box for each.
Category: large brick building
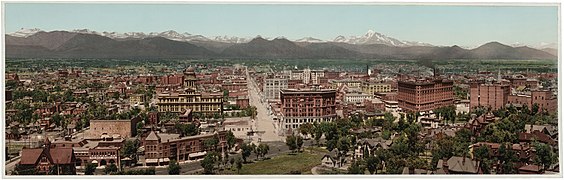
[279,89,337,133]
[397,78,454,112]
[470,82,511,110]
[508,90,557,113]
[142,130,227,165]
[156,67,223,115]
[87,116,140,139]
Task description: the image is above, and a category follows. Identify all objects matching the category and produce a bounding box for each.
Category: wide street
[246,67,283,142]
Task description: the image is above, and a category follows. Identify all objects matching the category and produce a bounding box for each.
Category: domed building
[156,66,224,116]
[183,67,197,89]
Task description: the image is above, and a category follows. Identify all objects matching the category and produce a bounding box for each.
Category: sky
[4,3,559,48]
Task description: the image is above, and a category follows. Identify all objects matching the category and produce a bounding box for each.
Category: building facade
[156,67,223,115]
[508,90,557,113]
[142,131,227,165]
[18,138,76,175]
[263,78,288,101]
[279,89,337,133]
[397,79,454,112]
[361,81,392,95]
[469,82,511,110]
[88,116,140,139]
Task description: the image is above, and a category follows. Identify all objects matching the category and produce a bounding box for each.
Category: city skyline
[4,3,559,48]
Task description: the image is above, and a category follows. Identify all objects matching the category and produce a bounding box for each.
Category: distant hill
[541,48,558,57]
[6,31,216,58]
[5,31,557,60]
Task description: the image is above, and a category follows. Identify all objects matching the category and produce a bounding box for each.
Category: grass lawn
[236,147,327,175]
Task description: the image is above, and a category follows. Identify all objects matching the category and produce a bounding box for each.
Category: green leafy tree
[286,135,297,153]
[168,160,181,175]
[299,123,313,138]
[104,163,118,174]
[296,136,304,152]
[534,142,557,171]
[365,155,379,174]
[204,135,220,152]
[226,130,236,152]
[201,153,217,174]
[497,143,518,174]
[258,143,270,159]
[241,143,253,163]
[85,163,97,175]
[175,123,199,137]
[121,139,139,165]
[348,161,365,174]
[473,145,492,173]
[235,157,243,174]
[252,143,259,160]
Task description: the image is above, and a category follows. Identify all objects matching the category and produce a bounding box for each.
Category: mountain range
[5,28,557,60]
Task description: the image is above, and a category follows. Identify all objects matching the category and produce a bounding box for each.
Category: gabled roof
[322,149,339,160]
[447,156,480,174]
[49,148,74,164]
[146,131,160,141]
[19,147,75,165]
[19,148,44,165]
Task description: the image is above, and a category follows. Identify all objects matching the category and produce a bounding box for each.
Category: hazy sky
[4,3,559,47]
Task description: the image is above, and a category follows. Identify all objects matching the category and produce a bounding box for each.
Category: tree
[204,135,219,152]
[168,160,181,175]
[85,163,96,175]
[286,135,297,153]
[299,123,313,138]
[348,161,364,174]
[229,158,235,169]
[104,163,118,174]
[258,143,270,159]
[531,103,540,115]
[336,136,351,166]
[176,123,199,137]
[226,130,236,152]
[365,155,379,174]
[252,143,259,160]
[241,143,253,163]
[296,136,304,152]
[313,122,323,146]
[235,157,243,174]
[146,167,156,175]
[534,142,557,171]
[10,126,20,140]
[473,145,492,173]
[51,114,64,127]
[201,153,218,174]
[497,143,518,174]
[136,121,144,137]
[121,139,139,165]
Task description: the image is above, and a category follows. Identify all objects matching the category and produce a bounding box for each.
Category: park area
[223,147,328,175]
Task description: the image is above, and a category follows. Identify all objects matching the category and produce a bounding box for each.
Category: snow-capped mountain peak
[332,30,433,47]
[72,29,100,35]
[295,37,325,43]
[7,28,44,37]
[211,35,252,43]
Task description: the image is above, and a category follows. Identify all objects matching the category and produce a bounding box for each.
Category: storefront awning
[145,159,158,163]
[188,151,207,158]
